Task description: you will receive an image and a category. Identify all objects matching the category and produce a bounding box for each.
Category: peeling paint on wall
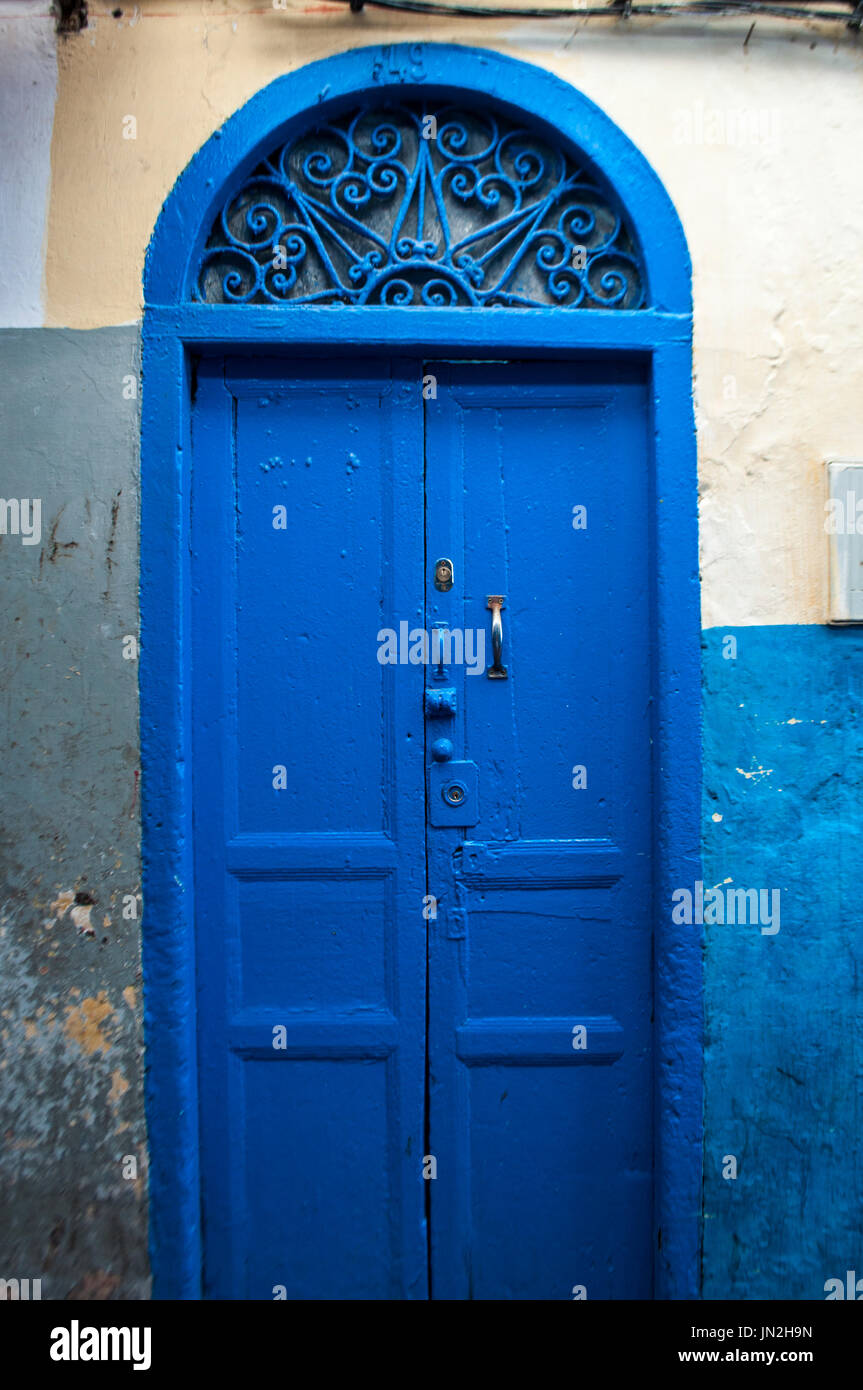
[0,325,148,1300]
[63,992,116,1056]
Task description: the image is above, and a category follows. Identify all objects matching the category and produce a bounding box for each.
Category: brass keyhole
[434,558,454,592]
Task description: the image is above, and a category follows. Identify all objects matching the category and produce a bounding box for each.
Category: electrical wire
[340,0,863,27]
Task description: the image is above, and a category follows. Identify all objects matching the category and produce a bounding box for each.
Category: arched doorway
[141,43,701,1301]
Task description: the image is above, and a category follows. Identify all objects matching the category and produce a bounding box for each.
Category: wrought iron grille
[195,101,646,308]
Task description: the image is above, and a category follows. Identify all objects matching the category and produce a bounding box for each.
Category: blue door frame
[141,42,701,1300]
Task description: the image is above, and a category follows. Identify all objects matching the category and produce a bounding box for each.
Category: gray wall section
[0,326,148,1300]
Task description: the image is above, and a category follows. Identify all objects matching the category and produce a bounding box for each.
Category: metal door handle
[486,595,508,679]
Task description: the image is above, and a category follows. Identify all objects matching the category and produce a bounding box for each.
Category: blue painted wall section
[702,624,863,1300]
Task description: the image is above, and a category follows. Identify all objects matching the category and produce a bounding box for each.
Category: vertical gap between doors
[421,359,433,1301]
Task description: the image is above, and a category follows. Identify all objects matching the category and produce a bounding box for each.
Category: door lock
[434,558,454,592]
[429,760,479,827]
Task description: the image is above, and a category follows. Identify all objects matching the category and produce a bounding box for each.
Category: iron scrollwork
[196,102,645,309]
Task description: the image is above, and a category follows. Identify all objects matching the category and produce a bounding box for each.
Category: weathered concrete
[0,326,148,1300]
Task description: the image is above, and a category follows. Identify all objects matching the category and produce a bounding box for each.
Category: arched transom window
[196,99,645,309]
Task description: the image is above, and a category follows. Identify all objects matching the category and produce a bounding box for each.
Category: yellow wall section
[46,3,863,626]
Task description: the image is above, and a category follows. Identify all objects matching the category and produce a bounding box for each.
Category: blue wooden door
[190,357,428,1299]
[191,355,653,1299]
[424,362,653,1300]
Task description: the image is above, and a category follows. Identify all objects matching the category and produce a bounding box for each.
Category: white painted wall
[0,2,57,327]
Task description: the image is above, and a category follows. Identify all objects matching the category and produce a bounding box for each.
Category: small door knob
[431,738,454,763]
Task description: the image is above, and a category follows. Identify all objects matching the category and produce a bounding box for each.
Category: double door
[191,355,653,1299]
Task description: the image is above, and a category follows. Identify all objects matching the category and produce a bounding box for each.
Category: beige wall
[43,2,863,625]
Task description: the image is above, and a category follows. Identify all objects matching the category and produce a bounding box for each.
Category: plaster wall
[41,2,863,627]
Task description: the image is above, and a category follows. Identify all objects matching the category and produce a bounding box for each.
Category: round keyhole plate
[442,780,467,807]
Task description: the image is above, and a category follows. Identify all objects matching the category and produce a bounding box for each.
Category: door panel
[425,362,654,1300]
[191,358,427,1299]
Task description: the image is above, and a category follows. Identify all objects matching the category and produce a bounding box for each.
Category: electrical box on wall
[826,460,863,624]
